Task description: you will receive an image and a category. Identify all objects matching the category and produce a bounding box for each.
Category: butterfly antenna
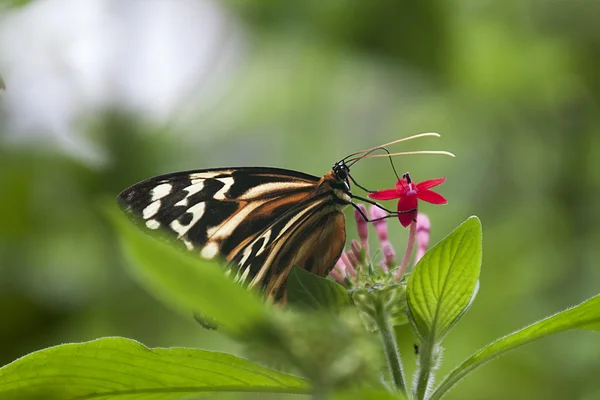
[347,146,400,179]
[342,132,441,161]
[353,150,456,160]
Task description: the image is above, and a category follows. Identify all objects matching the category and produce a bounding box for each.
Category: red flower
[368,173,447,227]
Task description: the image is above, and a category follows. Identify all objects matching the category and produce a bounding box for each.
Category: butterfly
[117,133,451,302]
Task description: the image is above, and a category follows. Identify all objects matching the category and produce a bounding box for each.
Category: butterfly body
[118,164,353,301]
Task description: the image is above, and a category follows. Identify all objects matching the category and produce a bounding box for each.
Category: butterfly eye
[333,161,349,181]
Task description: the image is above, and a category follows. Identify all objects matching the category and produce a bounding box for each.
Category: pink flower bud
[378,261,389,272]
[354,204,369,247]
[328,266,345,285]
[334,257,346,273]
[369,205,388,241]
[340,251,356,277]
[351,240,364,263]
[346,249,360,270]
[416,213,431,263]
[381,240,396,268]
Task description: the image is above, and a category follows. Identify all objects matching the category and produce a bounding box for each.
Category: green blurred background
[1,1,599,399]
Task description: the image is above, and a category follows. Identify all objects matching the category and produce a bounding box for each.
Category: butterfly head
[333,160,349,181]
[332,160,351,189]
[332,160,350,183]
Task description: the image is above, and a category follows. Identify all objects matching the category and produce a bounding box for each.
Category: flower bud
[416,213,431,263]
[353,204,369,247]
[351,240,365,264]
[329,264,345,285]
[340,252,356,277]
[378,261,388,272]
[346,249,360,270]
[369,205,388,241]
[381,240,396,268]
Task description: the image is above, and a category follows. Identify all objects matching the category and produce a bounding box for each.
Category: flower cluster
[329,204,433,286]
[330,174,445,284]
[328,174,445,331]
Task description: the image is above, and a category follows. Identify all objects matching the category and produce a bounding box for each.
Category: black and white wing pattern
[118,167,350,301]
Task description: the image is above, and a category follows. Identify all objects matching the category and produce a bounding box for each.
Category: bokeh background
[1,1,599,399]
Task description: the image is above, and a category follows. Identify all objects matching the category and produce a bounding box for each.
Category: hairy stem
[414,342,437,400]
[374,301,407,396]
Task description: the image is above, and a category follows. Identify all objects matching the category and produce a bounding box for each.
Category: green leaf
[407,216,482,343]
[107,204,272,338]
[430,294,600,400]
[287,265,352,312]
[0,337,310,400]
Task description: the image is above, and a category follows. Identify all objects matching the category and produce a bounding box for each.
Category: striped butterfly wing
[118,167,348,300]
[228,191,346,301]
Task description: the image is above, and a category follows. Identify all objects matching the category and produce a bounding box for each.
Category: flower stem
[414,342,437,400]
[395,220,417,280]
[374,301,407,396]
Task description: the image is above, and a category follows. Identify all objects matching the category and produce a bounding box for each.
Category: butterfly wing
[118,166,349,301]
[227,191,347,301]
[118,167,321,258]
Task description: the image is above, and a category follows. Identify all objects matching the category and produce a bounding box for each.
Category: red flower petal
[396,194,418,213]
[368,189,401,200]
[397,195,418,227]
[416,177,446,190]
[395,178,409,192]
[397,212,415,228]
[417,189,447,204]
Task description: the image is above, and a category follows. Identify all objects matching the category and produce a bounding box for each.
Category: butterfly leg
[348,174,376,193]
[351,194,397,214]
[349,197,416,223]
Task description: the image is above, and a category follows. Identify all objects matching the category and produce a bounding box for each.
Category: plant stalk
[374,301,407,396]
[414,341,436,400]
